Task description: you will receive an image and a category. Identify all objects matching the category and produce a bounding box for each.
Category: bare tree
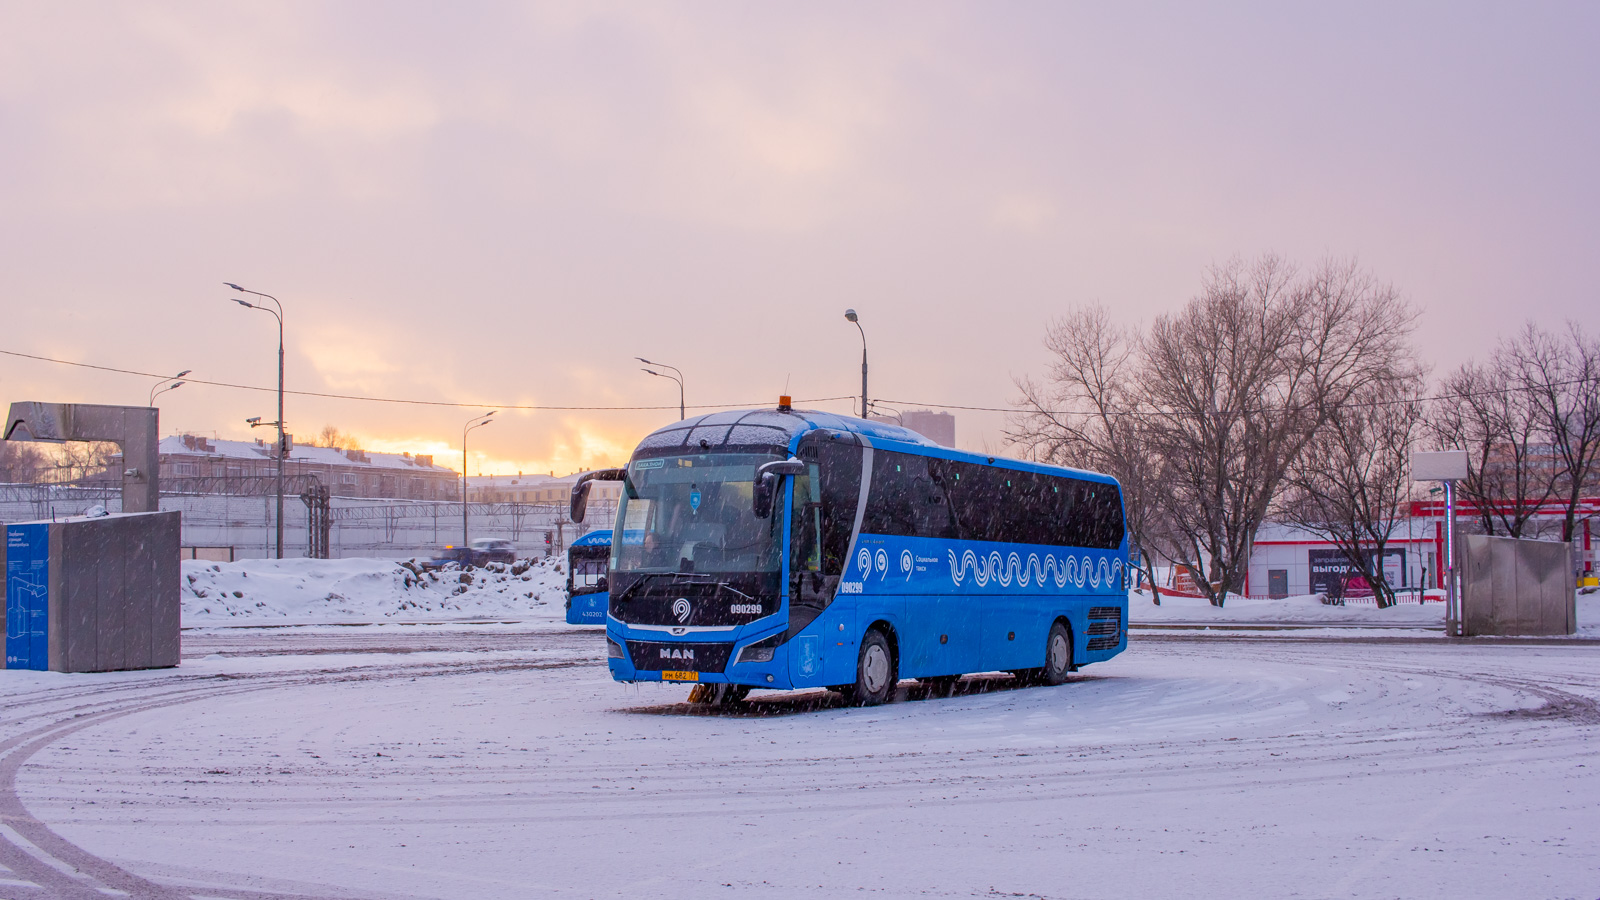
[1283,383,1427,608]
[314,425,363,452]
[1013,255,1419,606]
[1144,256,1419,605]
[1428,361,1555,537]
[0,441,47,484]
[1013,306,1174,602]
[40,441,119,483]
[1503,322,1600,543]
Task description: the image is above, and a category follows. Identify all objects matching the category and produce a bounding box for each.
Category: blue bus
[570,402,1127,706]
[565,529,611,625]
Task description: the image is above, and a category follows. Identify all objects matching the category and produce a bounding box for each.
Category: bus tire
[841,629,896,706]
[688,683,750,706]
[1041,621,1073,686]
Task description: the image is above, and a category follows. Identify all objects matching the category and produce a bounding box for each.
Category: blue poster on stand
[5,524,49,670]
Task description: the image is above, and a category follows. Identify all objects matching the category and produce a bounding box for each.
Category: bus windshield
[611,453,781,574]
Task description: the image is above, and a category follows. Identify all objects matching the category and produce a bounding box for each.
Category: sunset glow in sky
[3,3,1596,475]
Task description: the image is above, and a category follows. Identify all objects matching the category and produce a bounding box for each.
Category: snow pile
[182,557,570,624]
[1128,589,1445,626]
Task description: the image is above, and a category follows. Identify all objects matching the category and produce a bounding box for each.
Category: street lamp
[149,381,185,406]
[226,282,286,559]
[844,309,867,417]
[147,369,191,406]
[463,411,496,547]
[636,357,685,420]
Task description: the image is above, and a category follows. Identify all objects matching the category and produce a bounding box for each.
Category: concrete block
[1461,534,1576,636]
[5,510,180,672]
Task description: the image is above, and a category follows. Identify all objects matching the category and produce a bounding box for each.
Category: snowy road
[1,630,1596,899]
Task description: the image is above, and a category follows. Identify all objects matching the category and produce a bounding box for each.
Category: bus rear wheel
[841,629,896,706]
[1041,621,1073,686]
[1010,622,1074,686]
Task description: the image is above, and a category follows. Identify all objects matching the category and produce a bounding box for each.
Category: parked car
[469,538,517,564]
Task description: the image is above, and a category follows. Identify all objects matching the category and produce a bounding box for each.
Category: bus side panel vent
[1086,605,1122,650]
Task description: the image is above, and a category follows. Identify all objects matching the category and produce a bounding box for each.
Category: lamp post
[844,309,867,417]
[227,283,286,559]
[148,369,191,406]
[463,411,496,547]
[636,358,685,420]
[1411,450,1469,636]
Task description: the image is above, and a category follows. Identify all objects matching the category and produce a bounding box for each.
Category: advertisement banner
[5,524,50,670]
[1308,547,1407,598]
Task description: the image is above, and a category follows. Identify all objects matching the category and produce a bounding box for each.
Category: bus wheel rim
[863,644,889,693]
[1050,633,1068,671]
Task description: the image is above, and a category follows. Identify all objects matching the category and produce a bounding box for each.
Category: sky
[2,2,1597,477]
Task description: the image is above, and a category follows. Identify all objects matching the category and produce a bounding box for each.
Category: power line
[6,345,1587,420]
[0,348,852,412]
[885,375,1594,419]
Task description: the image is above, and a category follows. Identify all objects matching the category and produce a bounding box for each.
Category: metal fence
[0,483,616,560]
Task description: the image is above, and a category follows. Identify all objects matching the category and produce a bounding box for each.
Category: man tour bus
[565,529,611,625]
[569,398,1127,706]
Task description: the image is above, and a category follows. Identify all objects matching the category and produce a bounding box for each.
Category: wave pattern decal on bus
[846,536,1123,594]
[946,549,1122,590]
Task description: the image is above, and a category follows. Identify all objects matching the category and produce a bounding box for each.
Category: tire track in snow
[0,655,592,899]
[5,634,1595,898]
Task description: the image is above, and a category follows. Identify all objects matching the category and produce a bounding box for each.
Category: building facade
[466,472,623,507]
[158,434,459,500]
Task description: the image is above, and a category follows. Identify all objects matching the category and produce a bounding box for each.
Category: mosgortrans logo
[672,597,691,623]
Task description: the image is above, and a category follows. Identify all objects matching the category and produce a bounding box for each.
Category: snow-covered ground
[1131,588,1600,638]
[1129,590,1446,626]
[182,556,572,624]
[0,629,1596,899]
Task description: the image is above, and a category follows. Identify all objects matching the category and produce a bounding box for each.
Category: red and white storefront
[1245,522,1441,599]
[1239,499,1599,599]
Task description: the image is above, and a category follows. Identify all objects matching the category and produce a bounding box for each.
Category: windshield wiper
[715,581,754,601]
[611,571,714,605]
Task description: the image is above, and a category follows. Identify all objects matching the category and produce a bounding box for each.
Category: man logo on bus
[672,597,691,623]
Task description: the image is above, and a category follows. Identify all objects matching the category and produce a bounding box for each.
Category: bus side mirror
[751,458,806,518]
[570,468,626,522]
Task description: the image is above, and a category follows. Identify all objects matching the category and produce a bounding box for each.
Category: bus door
[788,435,864,688]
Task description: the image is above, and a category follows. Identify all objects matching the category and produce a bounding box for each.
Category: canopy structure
[3,402,160,513]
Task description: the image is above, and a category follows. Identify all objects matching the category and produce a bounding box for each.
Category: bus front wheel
[841,629,896,706]
[688,683,750,706]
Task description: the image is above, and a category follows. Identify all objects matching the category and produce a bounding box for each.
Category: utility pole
[462,411,496,548]
[227,284,286,558]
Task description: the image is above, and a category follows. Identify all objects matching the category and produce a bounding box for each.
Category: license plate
[661,670,699,682]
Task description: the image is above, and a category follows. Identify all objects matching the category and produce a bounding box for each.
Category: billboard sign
[1308,547,1407,598]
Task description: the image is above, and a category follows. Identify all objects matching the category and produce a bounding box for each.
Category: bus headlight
[607,638,625,659]
[736,634,782,664]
